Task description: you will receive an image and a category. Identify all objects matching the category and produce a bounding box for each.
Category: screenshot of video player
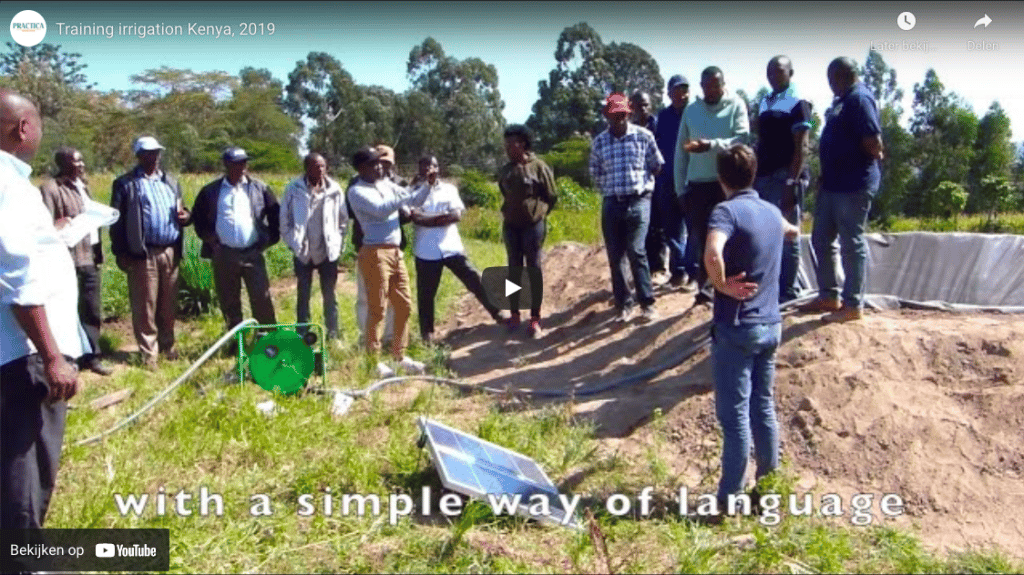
[2,2,1022,573]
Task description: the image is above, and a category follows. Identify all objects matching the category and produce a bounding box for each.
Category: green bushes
[458,168,502,209]
[541,135,591,187]
[555,176,601,211]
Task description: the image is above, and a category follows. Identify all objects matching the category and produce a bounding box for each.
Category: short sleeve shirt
[708,190,784,325]
[819,82,882,193]
[589,124,664,197]
[756,86,813,176]
[412,181,466,261]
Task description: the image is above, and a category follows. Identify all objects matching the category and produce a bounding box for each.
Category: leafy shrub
[541,135,592,187]
[458,168,501,209]
[554,176,600,211]
[177,235,218,317]
[925,181,968,220]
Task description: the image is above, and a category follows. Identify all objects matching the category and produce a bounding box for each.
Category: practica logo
[10,10,46,47]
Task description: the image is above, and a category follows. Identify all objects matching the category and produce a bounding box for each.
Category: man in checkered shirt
[589,93,665,323]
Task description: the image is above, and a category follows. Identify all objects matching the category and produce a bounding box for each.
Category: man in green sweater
[674,66,751,305]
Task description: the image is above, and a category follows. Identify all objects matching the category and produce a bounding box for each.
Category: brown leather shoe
[797,297,842,313]
[823,306,863,323]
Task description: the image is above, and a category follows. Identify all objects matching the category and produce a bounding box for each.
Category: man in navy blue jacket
[655,75,694,289]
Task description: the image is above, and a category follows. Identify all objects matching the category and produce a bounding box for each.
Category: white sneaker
[398,356,426,375]
[640,306,660,323]
[376,361,396,378]
[651,271,670,286]
[614,307,634,323]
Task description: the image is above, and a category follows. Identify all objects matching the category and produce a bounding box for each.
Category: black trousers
[1,354,69,530]
[415,255,499,338]
[76,264,103,366]
[683,181,727,298]
[502,220,545,318]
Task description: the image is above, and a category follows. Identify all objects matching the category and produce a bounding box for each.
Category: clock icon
[898,11,916,30]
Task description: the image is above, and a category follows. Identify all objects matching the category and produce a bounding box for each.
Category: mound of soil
[439,242,1024,559]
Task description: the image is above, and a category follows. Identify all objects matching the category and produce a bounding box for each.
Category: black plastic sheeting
[794,232,1024,313]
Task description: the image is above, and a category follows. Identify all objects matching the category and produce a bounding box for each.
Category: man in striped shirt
[110,136,192,369]
[589,93,665,323]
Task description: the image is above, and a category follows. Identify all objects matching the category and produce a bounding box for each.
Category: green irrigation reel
[236,322,327,395]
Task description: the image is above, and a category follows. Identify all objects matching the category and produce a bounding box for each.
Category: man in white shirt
[280,153,348,341]
[0,89,86,536]
[408,155,502,343]
[192,147,280,331]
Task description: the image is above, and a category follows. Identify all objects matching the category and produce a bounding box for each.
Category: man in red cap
[589,93,665,323]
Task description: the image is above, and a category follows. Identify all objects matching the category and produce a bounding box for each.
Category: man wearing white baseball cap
[110,135,192,369]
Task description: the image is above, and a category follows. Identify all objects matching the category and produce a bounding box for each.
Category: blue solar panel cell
[437,451,483,493]
[514,457,550,486]
[481,443,519,475]
[454,433,490,463]
[426,422,461,451]
[418,417,580,529]
[472,461,530,495]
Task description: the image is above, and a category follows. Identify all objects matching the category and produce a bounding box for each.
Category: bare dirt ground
[438,242,1024,559]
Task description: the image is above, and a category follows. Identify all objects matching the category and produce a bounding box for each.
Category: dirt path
[437,242,1024,559]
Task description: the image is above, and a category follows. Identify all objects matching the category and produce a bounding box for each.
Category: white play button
[505,279,521,297]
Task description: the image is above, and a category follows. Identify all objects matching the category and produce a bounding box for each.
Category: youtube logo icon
[481,267,542,311]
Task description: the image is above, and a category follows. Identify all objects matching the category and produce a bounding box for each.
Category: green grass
[38,172,1024,572]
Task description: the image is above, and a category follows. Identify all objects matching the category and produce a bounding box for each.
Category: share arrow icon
[974,14,992,28]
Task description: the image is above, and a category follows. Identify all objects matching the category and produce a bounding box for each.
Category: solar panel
[418,416,581,529]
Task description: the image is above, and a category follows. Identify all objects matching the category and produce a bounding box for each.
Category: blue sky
[5,1,1023,139]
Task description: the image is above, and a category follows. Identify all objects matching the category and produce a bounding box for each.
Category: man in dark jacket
[498,124,557,339]
[110,136,192,368]
[192,146,280,330]
[40,146,111,375]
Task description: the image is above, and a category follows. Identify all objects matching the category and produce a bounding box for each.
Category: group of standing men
[1,50,883,534]
[586,55,883,514]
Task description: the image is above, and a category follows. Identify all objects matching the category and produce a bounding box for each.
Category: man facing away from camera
[704,144,800,518]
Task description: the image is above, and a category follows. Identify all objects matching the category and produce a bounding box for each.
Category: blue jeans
[755,170,803,303]
[811,188,874,309]
[713,321,782,502]
[654,180,688,279]
[601,194,654,310]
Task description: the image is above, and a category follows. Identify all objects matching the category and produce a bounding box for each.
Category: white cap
[133,136,165,155]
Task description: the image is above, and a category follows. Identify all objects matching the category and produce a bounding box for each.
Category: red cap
[605,93,631,114]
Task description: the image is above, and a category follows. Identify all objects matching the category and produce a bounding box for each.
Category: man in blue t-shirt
[754,56,812,303]
[800,57,884,322]
[704,144,800,517]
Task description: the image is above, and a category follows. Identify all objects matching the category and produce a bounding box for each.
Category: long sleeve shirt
[674,93,751,192]
[347,177,431,247]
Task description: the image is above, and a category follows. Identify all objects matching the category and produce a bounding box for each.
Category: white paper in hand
[57,198,120,247]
